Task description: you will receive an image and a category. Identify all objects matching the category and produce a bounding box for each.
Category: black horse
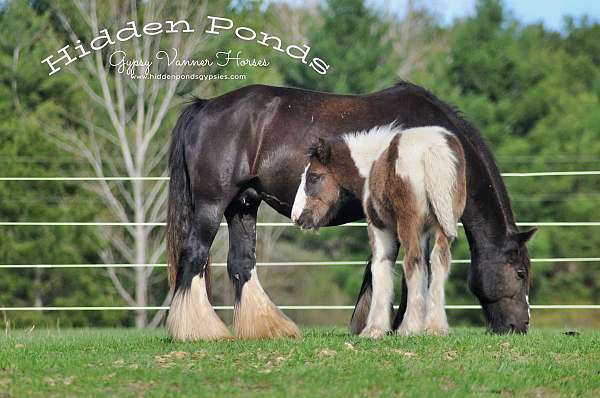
[166,81,536,341]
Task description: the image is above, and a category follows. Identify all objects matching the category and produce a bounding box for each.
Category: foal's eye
[307,174,321,184]
[516,269,527,280]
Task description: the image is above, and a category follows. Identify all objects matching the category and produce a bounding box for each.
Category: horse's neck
[387,81,518,249]
[459,142,517,253]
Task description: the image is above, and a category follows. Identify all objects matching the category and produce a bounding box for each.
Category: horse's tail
[167,98,205,287]
[423,131,463,239]
[349,258,373,335]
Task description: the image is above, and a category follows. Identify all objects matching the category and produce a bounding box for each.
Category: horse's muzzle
[489,320,529,334]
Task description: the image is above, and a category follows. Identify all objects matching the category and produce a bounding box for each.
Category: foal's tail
[423,133,465,239]
[167,99,206,287]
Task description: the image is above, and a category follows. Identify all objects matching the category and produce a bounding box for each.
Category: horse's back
[176,82,468,220]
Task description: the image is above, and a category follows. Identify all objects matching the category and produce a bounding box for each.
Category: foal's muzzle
[294,210,316,230]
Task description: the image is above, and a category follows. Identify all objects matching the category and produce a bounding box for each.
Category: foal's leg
[360,225,398,338]
[392,243,428,330]
[166,200,231,341]
[424,230,451,334]
[396,227,427,336]
[225,192,300,339]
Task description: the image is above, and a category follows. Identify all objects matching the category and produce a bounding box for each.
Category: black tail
[167,98,205,287]
[349,258,373,334]
[392,275,408,329]
[350,258,403,334]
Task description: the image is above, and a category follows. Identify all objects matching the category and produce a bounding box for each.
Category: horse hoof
[395,322,423,336]
[166,276,232,341]
[234,302,300,339]
[424,314,449,335]
[424,321,449,336]
[359,326,386,339]
[233,271,300,339]
[425,327,449,336]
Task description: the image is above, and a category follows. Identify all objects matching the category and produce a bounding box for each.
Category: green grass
[1,328,598,397]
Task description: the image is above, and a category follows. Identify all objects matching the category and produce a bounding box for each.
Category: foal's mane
[341,121,400,140]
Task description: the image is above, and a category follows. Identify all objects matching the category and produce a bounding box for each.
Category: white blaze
[291,164,309,222]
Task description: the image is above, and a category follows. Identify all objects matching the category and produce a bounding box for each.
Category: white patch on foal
[343,122,399,178]
[344,123,461,337]
[360,226,396,338]
[395,127,458,236]
[291,164,309,223]
[397,257,428,336]
[424,235,451,334]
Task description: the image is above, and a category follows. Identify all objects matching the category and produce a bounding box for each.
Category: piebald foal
[292,124,466,337]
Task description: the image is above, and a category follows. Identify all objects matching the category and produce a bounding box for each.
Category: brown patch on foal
[302,160,342,223]
[367,134,423,280]
[302,140,365,226]
[434,230,451,272]
[328,142,366,195]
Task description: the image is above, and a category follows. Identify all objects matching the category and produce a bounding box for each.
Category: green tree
[284,0,398,94]
[0,0,129,327]
[413,0,600,326]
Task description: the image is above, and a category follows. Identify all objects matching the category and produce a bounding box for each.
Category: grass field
[1,328,598,397]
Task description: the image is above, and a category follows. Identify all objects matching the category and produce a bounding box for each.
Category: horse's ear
[309,138,331,165]
[517,228,537,244]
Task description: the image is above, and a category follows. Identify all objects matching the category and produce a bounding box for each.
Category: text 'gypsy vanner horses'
[166,81,537,341]
[291,125,466,337]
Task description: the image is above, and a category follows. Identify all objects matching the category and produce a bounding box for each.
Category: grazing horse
[291,125,466,337]
[166,81,536,341]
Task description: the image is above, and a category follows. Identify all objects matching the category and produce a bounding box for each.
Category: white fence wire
[1,258,599,269]
[1,305,599,311]
[1,170,599,312]
[1,221,599,227]
[1,170,599,181]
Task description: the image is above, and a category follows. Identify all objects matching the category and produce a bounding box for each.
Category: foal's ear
[517,228,537,244]
[308,138,331,165]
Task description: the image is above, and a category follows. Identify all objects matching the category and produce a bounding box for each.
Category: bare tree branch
[148,289,173,328]
[52,0,209,327]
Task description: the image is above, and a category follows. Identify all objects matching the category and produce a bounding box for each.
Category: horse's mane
[184,95,206,106]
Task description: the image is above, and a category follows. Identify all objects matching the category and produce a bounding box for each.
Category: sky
[374,0,600,31]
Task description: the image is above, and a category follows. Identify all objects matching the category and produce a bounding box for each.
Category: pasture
[1,327,598,397]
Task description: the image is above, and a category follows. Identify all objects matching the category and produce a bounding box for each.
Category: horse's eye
[516,269,527,280]
[506,249,519,264]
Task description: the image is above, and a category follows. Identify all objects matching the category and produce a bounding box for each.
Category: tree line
[0,0,598,328]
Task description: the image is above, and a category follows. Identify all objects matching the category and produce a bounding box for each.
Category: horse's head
[469,228,537,333]
[291,138,359,230]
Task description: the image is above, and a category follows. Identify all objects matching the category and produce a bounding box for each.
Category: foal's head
[291,138,361,230]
